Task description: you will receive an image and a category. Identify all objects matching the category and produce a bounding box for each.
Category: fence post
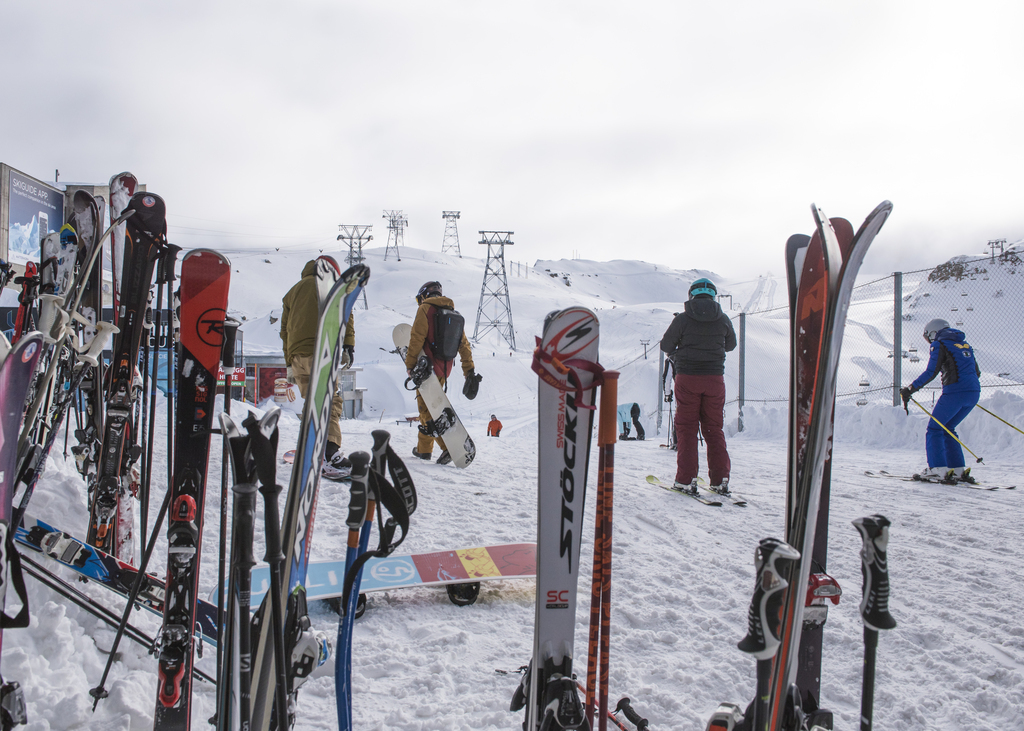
[893,272,902,406]
[657,349,664,436]
[738,312,745,433]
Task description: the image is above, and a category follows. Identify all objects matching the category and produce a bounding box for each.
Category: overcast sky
[3,1,1022,280]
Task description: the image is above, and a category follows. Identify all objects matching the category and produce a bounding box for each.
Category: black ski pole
[142,275,166,542]
[244,410,291,731]
[853,515,896,731]
[89,485,174,708]
[737,537,801,731]
[158,245,181,494]
[139,289,154,544]
[214,317,241,714]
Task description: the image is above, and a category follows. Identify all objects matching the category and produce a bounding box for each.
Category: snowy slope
[6,243,1024,730]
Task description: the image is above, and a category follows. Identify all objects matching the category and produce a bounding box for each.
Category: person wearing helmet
[487,414,502,437]
[900,318,981,483]
[281,259,355,480]
[659,278,737,494]
[407,281,479,463]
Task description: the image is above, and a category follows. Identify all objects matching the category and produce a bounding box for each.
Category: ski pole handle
[614,697,648,730]
[853,515,896,632]
[737,537,801,660]
[346,452,371,530]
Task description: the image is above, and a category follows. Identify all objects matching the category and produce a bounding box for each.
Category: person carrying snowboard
[900,318,981,483]
[281,259,355,480]
[616,403,645,440]
[487,414,502,437]
[660,278,736,494]
[406,281,480,464]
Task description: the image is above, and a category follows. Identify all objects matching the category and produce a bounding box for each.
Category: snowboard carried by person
[397,281,480,468]
[393,323,476,468]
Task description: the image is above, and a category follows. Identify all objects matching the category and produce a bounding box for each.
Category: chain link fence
[723,249,1024,428]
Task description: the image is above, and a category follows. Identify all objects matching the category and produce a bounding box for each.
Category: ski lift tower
[441,211,462,257]
[337,224,373,308]
[473,231,516,350]
[382,210,407,261]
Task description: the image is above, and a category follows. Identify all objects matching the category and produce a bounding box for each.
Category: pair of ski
[644,476,748,507]
[238,262,369,731]
[864,470,1015,490]
[709,202,892,731]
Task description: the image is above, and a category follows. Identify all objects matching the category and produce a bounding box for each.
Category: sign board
[0,163,64,266]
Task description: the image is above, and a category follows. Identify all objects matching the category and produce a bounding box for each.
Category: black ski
[87,192,168,561]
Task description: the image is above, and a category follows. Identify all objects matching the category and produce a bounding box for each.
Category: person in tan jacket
[405,281,478,464]
[281,258,355,479]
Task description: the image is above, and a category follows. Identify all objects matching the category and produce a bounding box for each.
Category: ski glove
[899,386,914,413]
[463,370,482,400]
[342,344,355,369]
[286,366,296,384]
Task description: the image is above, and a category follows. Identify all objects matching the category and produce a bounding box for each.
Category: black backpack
[430,307,465,364]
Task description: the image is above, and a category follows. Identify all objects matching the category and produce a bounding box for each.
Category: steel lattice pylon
[473,231,515,350]
[441,211,461,257]
[382,210,407,261]
[337,224,372,308]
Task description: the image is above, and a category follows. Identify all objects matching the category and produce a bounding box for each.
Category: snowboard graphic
[15,513,219,644]
[392,323,475,468]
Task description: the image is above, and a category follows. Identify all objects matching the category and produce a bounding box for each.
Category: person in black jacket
[659,278,737,495]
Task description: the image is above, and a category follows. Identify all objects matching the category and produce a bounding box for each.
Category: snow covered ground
[6,244,1024,730]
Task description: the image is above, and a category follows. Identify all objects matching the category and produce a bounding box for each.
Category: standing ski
[764,202,892,730]
[87,192,167,561]
[154,249,230,728]
[0,334,44,729]
[108,172,138,323]
[512,307,602,731]
[249,264,370,731]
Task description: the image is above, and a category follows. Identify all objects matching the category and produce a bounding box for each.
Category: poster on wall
[5,167,64,265]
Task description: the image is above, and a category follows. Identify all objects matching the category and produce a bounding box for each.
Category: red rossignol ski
[154,249,230,729]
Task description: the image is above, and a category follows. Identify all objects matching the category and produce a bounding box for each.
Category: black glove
[343,344,354,360]
[463,370,482,400]
[899,386,913,413]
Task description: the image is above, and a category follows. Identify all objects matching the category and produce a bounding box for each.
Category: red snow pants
[673,374,730,486]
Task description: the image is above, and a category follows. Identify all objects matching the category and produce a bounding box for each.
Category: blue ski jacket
[910,327,980,394]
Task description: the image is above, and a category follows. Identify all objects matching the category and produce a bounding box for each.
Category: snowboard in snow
[391,322,475,468]
[212,543,536,605]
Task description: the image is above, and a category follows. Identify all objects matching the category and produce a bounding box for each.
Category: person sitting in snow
[900,318,981,484]
[406,281,480,464]
[280,258,355,480]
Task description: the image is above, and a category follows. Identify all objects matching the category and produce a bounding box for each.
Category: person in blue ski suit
[617,403,645,440]
[900,318,981,482]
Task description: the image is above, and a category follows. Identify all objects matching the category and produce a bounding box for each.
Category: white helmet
[923,318,950,343]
